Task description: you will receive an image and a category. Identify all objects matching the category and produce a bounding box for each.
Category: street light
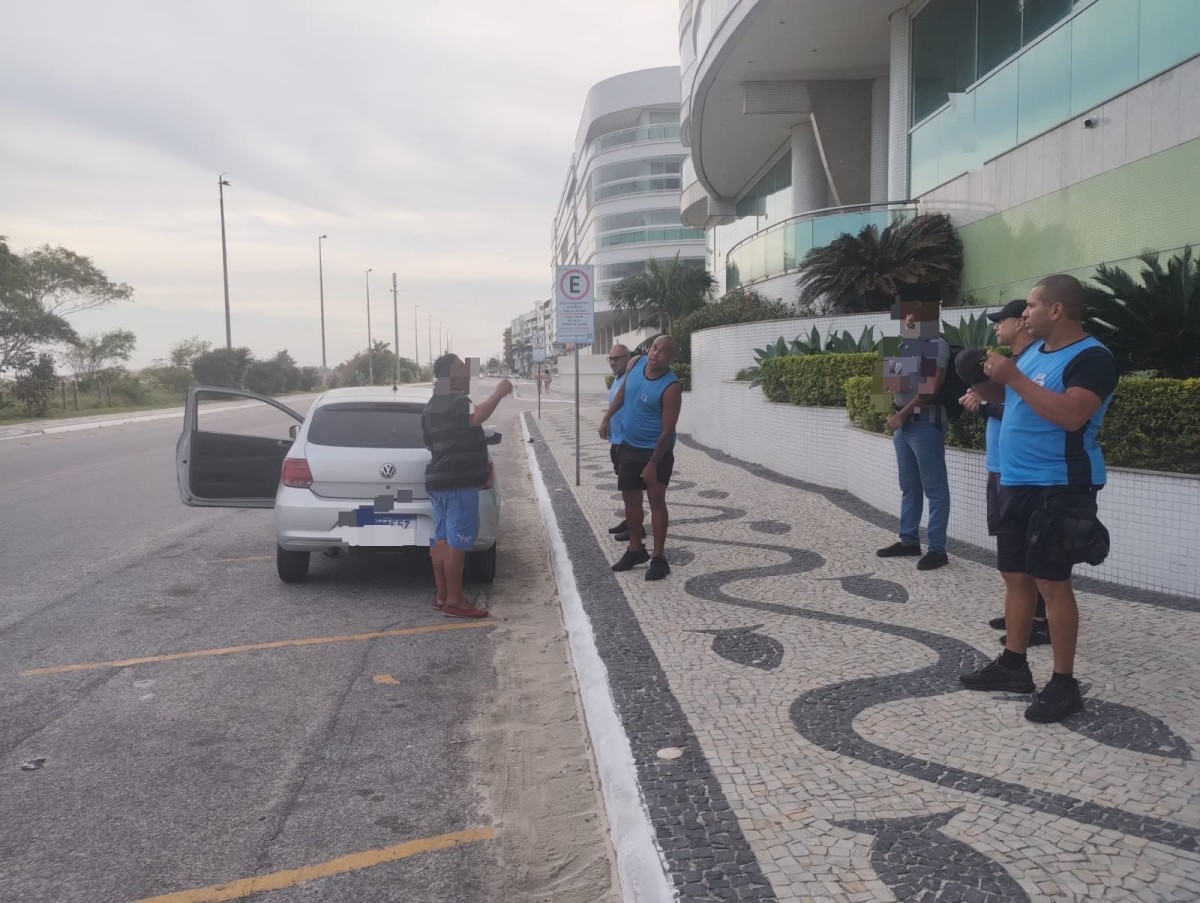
[427,314,433,368]
[364,268,374,385]
[413,304,420,370]
[438,321,443,355]
[218,174,232,349]
[317,235,328,369]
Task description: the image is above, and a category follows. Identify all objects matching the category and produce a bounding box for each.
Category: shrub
[673,287,793,364]
[843,373,1199,474]
[13,353,57,416]
[761,352,878,406]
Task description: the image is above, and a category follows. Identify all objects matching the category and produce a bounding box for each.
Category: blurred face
[1022,289,1058,339]
[446,357,469,391]
[647,337,675,371]
[993,316,1025,345]
[607,346,629,376]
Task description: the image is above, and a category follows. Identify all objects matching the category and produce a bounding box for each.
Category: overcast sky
[1,0,680,369]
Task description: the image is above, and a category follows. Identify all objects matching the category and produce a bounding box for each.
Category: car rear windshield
[307,402,426,448]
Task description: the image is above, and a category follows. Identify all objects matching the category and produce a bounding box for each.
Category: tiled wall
[684,316,1200,598]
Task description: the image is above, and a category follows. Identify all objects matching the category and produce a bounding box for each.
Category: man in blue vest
[960,274,1117,723]
[603,343,645,542]
[599,335,682,581]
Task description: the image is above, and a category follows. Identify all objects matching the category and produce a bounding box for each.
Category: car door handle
[276,439,293,449]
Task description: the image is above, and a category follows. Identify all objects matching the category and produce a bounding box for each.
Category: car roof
[314,385,433,407]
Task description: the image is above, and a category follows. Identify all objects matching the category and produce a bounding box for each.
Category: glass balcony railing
[909,0,1200,197]
[590,124,680,156]
[725,203,918,289]
[593,177,682,203]
[599,227,705,249]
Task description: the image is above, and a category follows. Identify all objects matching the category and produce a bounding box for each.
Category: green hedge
[602,362,690,392]
[843,374,1199,474]
[761,352,878,406]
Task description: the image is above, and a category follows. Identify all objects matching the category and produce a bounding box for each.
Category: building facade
[552,66,707,354]
[679,0,1200,304]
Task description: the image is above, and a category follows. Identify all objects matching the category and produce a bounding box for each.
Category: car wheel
[276,545,310,583]
[465,543,497,584]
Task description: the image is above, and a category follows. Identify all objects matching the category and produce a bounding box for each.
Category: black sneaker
[611,548,650,572]
[916,550,948,571]
[614,526,647,542]
[959,656,1036,693]
[1000,620,1051,647]
[1025,677,1084,723]
[608,520,627,535]
[645,556,670,581]
[988,616,1006,630]
[877,542,921,558]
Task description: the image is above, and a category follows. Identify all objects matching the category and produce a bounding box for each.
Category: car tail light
[481,461,495,490]
[281,458,313,488]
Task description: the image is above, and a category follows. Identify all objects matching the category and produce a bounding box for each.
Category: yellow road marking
[21,622,494,677]
[216,555,274,562]
[130,826,494,903]
[373,674,399,685]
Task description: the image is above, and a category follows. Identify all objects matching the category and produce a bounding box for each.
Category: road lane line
[373,674,400,684]
[216,555,275,562]
[21,622,495,677]
[130,826,494,903]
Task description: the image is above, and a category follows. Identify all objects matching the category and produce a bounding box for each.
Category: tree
[0,237,77,373]
[607,254,717,335]
[1084,246,1200,378]
[19,244,134,317]
[61,330,137,384]
[169,336,212,369]
[673,287,793,364]
[795,213,964,313]
[12,353,57,416]
[192,347,253,388]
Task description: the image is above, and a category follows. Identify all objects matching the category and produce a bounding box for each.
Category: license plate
[332,508,418,547]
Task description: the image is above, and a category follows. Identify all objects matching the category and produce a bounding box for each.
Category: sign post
[554,265,595,487]
[532,329,546,420]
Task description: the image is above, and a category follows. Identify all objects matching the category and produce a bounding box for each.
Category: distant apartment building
[551,66,706,353]
[679,0,1200,304]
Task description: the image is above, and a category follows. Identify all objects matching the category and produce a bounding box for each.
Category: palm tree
[795,213,963,313]
[607,253,717,335]
[1084,246,1200,378]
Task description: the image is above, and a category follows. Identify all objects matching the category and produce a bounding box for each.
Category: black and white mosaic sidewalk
[526,405,1200,903]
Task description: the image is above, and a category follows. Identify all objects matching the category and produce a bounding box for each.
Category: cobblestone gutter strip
[525,413,778,902]
[677,435,1200,614]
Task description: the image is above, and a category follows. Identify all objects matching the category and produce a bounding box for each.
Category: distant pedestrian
[877,305,951,570]
[422,354,513,619]
[602,344,645,542]
[958,299,1049,646]
[960,275,1116,723]
[599,335,681,581]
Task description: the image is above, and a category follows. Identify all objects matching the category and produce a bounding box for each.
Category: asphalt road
[0,383,609,903]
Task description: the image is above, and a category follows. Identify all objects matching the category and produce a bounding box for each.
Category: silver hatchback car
[176,385,501,584]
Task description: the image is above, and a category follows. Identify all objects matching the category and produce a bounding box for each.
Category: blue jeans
[429,488,480,551]
[892,421,949,553]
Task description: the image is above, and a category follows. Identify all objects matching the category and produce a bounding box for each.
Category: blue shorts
[429,488,480,551]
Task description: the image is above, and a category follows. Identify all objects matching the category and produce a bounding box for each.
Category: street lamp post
[318,235,328,369]
[427,315,433,368]
[364,268,374,385]
[438,321,443,355]
[218,174,232,349]
[413,305,420,370]
[391,272,400,386]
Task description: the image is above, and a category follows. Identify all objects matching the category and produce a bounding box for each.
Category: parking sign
[555,265,594,345]
[532,329,546,363]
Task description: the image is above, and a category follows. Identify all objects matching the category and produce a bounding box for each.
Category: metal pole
[427,315,432,367]
[392,272,400,385]
[537,363,541,420]
[218,175,231,348]
[413,305,420,369]
[574,347,580,486]
[318,235,327,369]
[365,268,373,384]
[439,322,443,354]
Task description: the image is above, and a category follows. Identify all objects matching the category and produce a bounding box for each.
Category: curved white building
[552,66,706,353]
[680,0,1200,304]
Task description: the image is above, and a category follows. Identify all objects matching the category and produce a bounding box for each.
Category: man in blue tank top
[599,335,682,581]
[960,275,1117,723]
[959,299,1049,646]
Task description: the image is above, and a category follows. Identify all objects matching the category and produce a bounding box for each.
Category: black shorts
[986,471,1001,536]
[616,443,674,491]
[610,443,620,476]
[995,485,1082,581]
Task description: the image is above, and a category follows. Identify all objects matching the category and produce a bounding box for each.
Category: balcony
[725,203,917,289]
[589,124,680,158]
[599,226,705,249]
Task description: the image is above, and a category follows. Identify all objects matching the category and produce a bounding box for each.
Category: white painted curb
[521,411,675,903]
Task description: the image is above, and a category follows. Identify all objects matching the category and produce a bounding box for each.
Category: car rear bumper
[274,486,499,552]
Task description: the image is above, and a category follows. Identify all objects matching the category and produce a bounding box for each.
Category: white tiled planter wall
[685,314,1200,599]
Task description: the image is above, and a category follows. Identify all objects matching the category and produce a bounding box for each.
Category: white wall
[685,313,1200,598]
[556,353,612,394]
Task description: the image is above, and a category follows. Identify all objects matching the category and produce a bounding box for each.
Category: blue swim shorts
[429,488,480,551]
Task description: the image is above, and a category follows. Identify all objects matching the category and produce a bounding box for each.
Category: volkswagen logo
[379,463,397,479]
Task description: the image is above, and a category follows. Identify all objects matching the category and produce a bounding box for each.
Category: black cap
[986,299,1027,322]
[954,347,989,386]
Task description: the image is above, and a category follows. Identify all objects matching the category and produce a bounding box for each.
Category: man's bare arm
[648,383,683,466]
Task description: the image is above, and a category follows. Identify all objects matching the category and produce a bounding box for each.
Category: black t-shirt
[421,390,487,491]
[1063,347,1119,400]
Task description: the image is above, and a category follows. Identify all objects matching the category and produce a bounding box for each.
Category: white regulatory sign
[531,329,546,363]
[555,265,595,346]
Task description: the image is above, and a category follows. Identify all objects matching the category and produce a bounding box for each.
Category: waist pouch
[1026,490,1110,567]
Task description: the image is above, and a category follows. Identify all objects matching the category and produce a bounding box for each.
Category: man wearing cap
[958,300,1049,646]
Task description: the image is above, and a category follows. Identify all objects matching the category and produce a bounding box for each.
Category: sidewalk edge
[521,412,675,903]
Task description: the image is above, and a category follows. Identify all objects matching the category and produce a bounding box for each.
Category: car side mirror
[486,431,503,445]
[289,424,300,439]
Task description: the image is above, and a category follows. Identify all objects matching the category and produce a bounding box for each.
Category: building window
[911,0,977,124]
[977,0,1022,76]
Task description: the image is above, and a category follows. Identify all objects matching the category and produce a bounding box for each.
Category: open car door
[176,386,305,508]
